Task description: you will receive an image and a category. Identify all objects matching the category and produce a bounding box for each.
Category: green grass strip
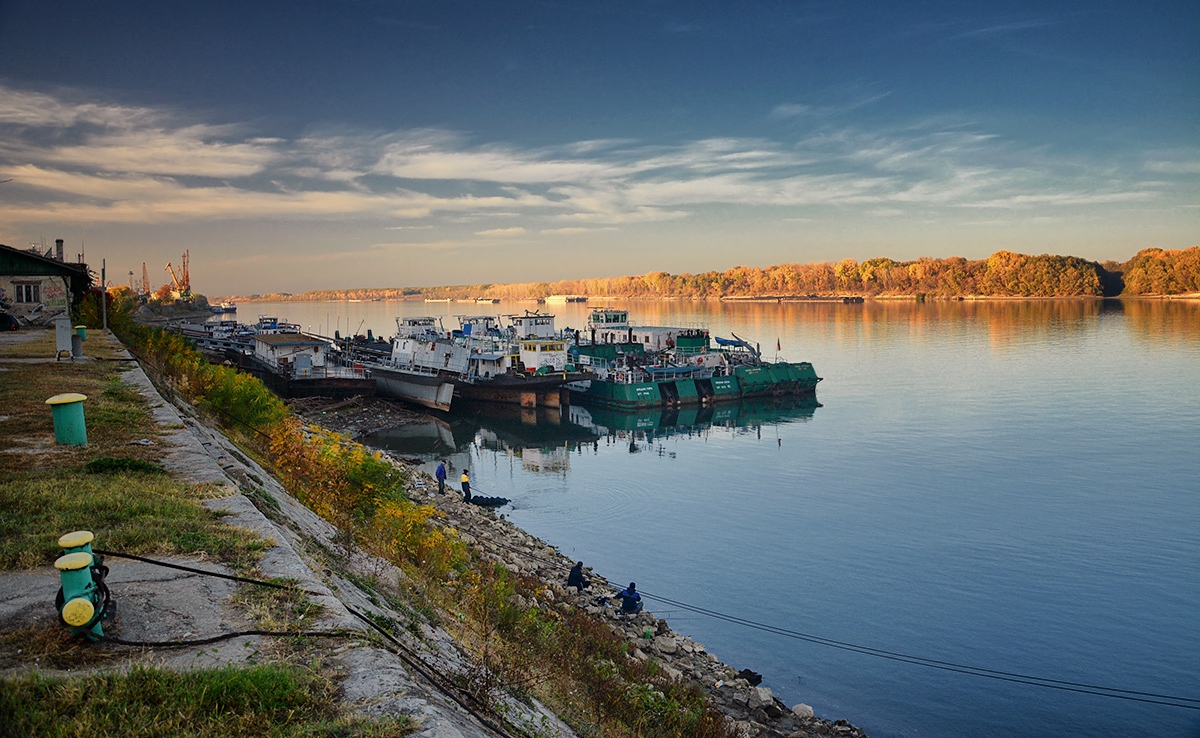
[0,664,414,737]
[0,471,267,570]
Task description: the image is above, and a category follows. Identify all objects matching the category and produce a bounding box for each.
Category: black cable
[638,590,1200,710]
[429,512,1200,710]
[99,630,359,649]
[93,550,324,595]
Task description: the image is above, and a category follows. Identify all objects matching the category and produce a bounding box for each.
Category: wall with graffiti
[0,276,72,324]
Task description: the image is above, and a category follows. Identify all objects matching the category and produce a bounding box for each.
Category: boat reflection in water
[361,396,821,471]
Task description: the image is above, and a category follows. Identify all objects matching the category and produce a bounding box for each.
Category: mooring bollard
[74,325,87,341]
[54,551,105,639]
[45,393,88,446]
[58,530,95,556]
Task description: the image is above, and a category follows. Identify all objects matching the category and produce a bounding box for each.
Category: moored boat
[359,316,463,411]
[566,308,820,410]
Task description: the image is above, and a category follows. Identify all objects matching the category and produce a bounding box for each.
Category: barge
[566,308,820,410]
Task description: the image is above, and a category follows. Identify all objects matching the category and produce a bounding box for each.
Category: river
[239,298,1200,738]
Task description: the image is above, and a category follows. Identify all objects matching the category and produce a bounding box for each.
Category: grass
[0,331,260,571]
[0,664,415,737]
[0,471,268,570]
[0,320,415,738]
[0,326,126,361]
[0,362,164,477]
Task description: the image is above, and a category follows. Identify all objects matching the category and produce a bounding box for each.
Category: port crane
[163,251,191,297]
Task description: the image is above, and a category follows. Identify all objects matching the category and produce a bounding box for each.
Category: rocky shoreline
[386,454,867,738]
[290,395,868,736]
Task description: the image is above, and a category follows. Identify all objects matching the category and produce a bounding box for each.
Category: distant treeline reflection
[246,247,1198,302]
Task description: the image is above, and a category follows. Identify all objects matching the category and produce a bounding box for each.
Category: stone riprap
[404,471,867,738]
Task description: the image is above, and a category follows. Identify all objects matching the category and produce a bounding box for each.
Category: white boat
[358,317,464,411]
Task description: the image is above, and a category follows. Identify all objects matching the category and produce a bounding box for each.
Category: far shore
[217,292,1200,303]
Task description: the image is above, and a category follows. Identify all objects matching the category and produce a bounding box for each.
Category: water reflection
[362,396,820,466]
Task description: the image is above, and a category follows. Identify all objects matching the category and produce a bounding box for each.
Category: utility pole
[101,259,107,331]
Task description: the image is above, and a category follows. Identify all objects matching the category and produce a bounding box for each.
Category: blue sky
[0,1,1196,295]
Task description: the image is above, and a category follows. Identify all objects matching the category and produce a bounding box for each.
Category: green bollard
[58,530,95,556]
[55,551,104,639]
[74,325,87,341]
[45,393,88,446]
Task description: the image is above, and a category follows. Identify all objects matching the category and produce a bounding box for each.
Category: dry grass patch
[0,361,164,477]
[0,327,127,361]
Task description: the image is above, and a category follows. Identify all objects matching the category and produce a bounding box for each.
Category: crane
[165,262,183,291]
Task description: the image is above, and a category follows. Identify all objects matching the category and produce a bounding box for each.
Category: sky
[0,1,1196,296]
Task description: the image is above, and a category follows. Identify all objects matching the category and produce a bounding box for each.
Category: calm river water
[247,298,1200,738]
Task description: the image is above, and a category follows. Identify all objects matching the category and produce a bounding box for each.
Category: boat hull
[372,366,457,411]
[452,371,593,408]
[569,362,821,410]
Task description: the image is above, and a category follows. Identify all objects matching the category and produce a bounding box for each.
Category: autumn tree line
[250,246,1199,302]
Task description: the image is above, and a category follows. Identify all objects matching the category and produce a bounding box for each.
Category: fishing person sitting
[567,561,591,593]
[613,582,643,615]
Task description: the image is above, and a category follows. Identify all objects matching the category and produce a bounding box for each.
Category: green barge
[566,308,821,410]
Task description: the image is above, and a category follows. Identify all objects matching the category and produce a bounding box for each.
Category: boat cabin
[389,335,471,375]
[518,338,569,371]
[455,315,502,338]
[509,310,556,339]
[469,351,515,379]
[256,316,301,334]
[254,333,328,377]
[395,316,444,340]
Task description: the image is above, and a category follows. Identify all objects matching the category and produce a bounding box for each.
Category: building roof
[254,332,326,348]
[0,243,92,300]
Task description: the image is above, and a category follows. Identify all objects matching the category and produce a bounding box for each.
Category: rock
[653,635,678,654]
[792,704,814,719]
[748,686,774,708]
[663,665,684,681]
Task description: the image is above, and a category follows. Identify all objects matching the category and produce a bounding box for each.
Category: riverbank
[1,327,865,737]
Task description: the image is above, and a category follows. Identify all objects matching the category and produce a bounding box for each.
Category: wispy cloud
[475,227,526,237]
[0,82,1181,237]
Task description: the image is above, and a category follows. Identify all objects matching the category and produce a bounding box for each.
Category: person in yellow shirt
[460,469,471,502]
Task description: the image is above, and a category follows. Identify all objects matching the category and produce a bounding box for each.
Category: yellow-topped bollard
[74,325,87,341]
[54,551,105,638]
[45,393,88,446]
[58,530,95,555]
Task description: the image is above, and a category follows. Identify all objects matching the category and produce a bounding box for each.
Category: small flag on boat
[776,337,781,351]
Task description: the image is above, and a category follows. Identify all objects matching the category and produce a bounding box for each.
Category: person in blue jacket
[613,582,642,614]
[434,460,447,494]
